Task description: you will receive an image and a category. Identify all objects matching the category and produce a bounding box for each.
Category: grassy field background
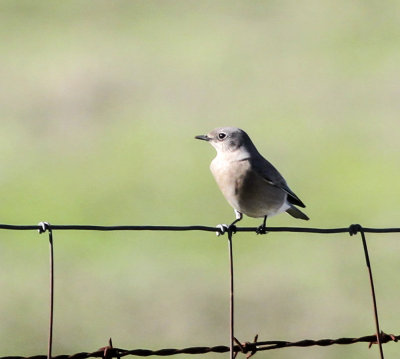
[1,1,400,358]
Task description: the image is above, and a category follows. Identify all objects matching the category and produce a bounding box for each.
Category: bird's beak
[195,134,210,141]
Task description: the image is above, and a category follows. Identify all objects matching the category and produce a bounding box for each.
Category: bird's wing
[250,156,306,208]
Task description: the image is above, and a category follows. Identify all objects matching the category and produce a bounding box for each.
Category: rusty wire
[1,223,400,359]
[354,226,384,357]
[1,332,399,359]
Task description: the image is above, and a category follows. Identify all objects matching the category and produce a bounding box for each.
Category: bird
[195,127,309,234]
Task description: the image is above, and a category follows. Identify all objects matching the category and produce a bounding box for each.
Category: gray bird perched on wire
[195,127,309,234]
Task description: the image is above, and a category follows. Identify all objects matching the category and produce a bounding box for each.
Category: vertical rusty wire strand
[359,229,384,359]
[227,230,234,359]
[48,228,54,359]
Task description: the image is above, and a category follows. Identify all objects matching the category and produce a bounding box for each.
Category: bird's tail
[286,206,309,220]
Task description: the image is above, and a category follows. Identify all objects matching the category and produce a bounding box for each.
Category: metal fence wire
[1,223,400,359]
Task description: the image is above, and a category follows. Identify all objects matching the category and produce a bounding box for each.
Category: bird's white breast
[210,153,289,218]
[210,154,243,210]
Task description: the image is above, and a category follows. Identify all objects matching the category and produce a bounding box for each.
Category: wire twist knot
[348,224,363,236]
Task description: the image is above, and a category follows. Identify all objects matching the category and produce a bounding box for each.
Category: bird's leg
[229,209,243,232]
[256,215,268,235]
[216,210,242,236]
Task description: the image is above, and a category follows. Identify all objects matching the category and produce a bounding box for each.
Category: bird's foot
[216,224,237,236]
[216,224,228,236]
[256,225,268,235]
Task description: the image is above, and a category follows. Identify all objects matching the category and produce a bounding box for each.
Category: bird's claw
[256,225,267,235]
[216,224,237,236]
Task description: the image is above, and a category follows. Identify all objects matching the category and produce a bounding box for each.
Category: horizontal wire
[0,223,400,234]
[1,332,398,359]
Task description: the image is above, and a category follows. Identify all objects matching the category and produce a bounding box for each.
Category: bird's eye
[218,132,226,140]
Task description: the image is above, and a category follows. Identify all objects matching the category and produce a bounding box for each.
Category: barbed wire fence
[1,223,400,359]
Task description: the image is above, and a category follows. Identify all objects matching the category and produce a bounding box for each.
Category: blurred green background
[1,1,400,358]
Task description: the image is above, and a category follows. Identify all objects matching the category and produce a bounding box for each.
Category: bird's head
[195,127,255,155]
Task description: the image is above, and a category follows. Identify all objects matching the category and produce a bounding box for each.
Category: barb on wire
[99,338,120,359]
[1,332,398,359]
[234,334,258,359]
